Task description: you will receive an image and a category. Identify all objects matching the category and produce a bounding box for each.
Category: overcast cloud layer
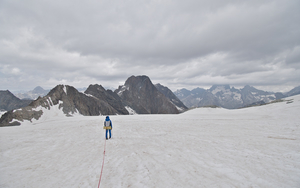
[1,0,300,92]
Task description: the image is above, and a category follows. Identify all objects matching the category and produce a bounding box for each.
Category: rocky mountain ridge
[84,84,129,115]
[0,85,122,126]
[155,83,188,112]
[1,75,299,126]
[0,75,184,126]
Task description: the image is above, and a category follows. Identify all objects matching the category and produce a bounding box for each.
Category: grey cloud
[1,0,300,92]
[286,46,300,66]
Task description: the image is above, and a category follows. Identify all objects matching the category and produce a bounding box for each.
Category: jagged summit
[85,84,129,115]
[115,75,179,114]
[124,75,151,87]
[0,85,120,126]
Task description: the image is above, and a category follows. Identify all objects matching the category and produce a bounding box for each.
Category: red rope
[97,138,106,188]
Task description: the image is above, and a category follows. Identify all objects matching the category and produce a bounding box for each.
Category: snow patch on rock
[211,86,226,95]
[117,86,129,96]
[125,106,137,115]
[63,85,67,95]
[0,110,6,117]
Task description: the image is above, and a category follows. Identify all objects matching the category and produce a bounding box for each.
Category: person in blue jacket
[104,116,112,140]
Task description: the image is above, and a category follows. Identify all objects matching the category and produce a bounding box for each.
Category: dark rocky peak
[124,75,156,94]
[85,84,128,115]
[0,90,32,111]
[47,84,67,98]
[115,75,179,114]
[155,83,188,112]
[0,90,17,99]
[46,84,120,115]
[27,85,78,114]
[116,75,155,103]
[84,84,106,96]
[117,75,158,102]
[125,75,152,86]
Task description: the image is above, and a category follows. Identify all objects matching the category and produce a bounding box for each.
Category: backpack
[104,120,110,127]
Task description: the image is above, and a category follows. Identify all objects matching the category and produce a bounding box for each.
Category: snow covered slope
[0,95,299,187]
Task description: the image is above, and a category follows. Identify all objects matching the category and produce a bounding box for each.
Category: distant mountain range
[13,86,89,100]
[0,75,299,126]
[0,75,187,126]
[13,86,50,100]
[174,85,300,109]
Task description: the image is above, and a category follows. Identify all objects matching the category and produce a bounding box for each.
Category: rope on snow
[97,138,106,188]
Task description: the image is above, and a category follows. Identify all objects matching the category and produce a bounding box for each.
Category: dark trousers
[106,129,111,139]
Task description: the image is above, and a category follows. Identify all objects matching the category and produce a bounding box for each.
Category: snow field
[0,95,300,187]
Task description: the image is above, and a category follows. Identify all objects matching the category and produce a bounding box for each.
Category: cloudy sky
[1,0,300,92]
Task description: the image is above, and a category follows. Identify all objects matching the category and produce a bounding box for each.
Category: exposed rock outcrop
[115,75,179,114]
[0,85,119,127]
[0,90,32,111]
[155,83,188,112]
[84,84,129,115]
